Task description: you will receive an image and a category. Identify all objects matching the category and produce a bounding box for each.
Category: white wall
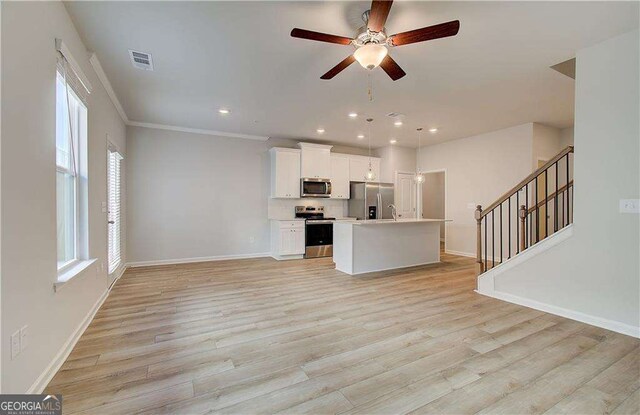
[417,123,534,256]
[532,123,564,169]
[1,1,126,393]
[488,30,640,334]
[126,129,370,264]
[126,126,271,264]
[560,126,574,147]
[377,145,417,184]
[422,172,445,239]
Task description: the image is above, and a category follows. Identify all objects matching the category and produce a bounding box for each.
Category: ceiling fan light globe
[354,44,388,70]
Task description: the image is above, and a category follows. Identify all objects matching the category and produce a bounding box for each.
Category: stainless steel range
[295,206,335,258]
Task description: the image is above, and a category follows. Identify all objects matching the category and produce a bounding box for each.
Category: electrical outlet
[11,330,20,359]
[101,201,107,213]
[249,236,255,244]
[20,326,28,351]
[620,199,639,214]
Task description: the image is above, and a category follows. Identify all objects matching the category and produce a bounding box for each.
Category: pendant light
[365,118,376,181]
[414,128,425,184]
[364,73,376,181]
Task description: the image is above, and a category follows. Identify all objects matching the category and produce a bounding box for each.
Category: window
[108,148,123,273]
[56,67,88,272]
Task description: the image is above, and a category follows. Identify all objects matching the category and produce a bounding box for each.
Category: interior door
[396,173,416,219]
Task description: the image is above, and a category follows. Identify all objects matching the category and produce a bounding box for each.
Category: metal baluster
[555,161,559,232]
[519,205,526,252]
[535,175,540,242]
[545,169,548,238]
[566,153,570,226]
[525,183,529,249]
[499,203,503,263]
[484,216,487,270]
[492,210,495,269]
[516,190,519,254]
[508,196,511,259]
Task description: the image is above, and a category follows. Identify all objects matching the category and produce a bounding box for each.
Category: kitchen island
[333,219,448,275]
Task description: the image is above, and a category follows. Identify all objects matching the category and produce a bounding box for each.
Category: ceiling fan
[291,0,460,81]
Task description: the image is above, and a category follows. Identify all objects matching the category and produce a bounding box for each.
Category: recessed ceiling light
[429,128,438,133]
[394,121,403,126]
[349,112,358,118]
[317,128,325,134]
[357,134,365,139]
[218,108,230,115]
[389,139,397,144]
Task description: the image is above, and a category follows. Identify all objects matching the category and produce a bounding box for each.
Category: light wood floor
[46,252,639,414]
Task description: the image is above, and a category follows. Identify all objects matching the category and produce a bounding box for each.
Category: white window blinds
[108,149,123,274]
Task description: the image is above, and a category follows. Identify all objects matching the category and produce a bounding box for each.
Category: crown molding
[88,53,269,142]
[127,121,270,141]
[89,53,128,123]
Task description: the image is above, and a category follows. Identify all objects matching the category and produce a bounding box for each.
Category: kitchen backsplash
[268,198,348,220]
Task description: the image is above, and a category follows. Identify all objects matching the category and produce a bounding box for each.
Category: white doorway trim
[418,169,447,251]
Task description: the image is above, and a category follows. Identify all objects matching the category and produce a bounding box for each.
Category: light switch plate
[20,326,28,351]
[467,203,476,210]
[11,330,20,359]
[619,199,639,214]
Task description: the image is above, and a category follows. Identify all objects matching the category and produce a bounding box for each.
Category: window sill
[54,258,97,292]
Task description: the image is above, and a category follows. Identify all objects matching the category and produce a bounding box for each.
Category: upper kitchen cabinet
[270,147,301,198]
[299,143,332,179]
[330,155,350,199]
[349,155,381,182]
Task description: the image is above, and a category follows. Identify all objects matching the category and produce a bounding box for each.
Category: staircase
[474,146,574,275]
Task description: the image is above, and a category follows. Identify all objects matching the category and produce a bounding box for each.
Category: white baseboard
[444,249,476,258]
[28,286,109,393]
[476,225,639,338]
[476,288,640,338]
[270,254,304,261]
[127,252,270,268]
[28,264,131,393]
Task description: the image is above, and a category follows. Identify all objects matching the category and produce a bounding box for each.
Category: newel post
[475,205,484,275]
[519,205,527,251]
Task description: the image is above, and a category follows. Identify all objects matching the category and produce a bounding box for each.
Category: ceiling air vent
[128,50,154,71]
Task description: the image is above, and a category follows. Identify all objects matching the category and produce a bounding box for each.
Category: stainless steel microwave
[301,178,331,198]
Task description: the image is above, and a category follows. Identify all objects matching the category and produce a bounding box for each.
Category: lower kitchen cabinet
[270,220,305,260]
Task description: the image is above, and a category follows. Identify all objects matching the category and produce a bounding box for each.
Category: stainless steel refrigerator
[348,182,395,220]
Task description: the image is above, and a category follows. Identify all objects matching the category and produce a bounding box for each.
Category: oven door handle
[306,220,335,224]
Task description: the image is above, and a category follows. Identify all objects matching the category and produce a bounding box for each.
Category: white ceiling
[65,1,639,148]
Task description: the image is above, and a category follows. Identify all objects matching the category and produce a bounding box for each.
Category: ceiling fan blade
[388,20,460,46]
[368,0,393,33]
[379,55,406,81]
[321,55,356,80]
[290,28,353,45]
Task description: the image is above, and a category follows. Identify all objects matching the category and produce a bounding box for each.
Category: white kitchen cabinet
[271,220,305,260]
[299,143,332,179]
[330,155,350,199]
[349,155,381,182]
[270,148,300,198]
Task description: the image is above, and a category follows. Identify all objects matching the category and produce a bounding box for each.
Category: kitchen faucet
[388,204,397,221]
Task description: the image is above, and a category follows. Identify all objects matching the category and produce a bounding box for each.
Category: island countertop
[333,219,447,275]
[334,218,450,225]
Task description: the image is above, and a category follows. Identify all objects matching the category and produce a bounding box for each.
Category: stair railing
[475,146,574,275]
